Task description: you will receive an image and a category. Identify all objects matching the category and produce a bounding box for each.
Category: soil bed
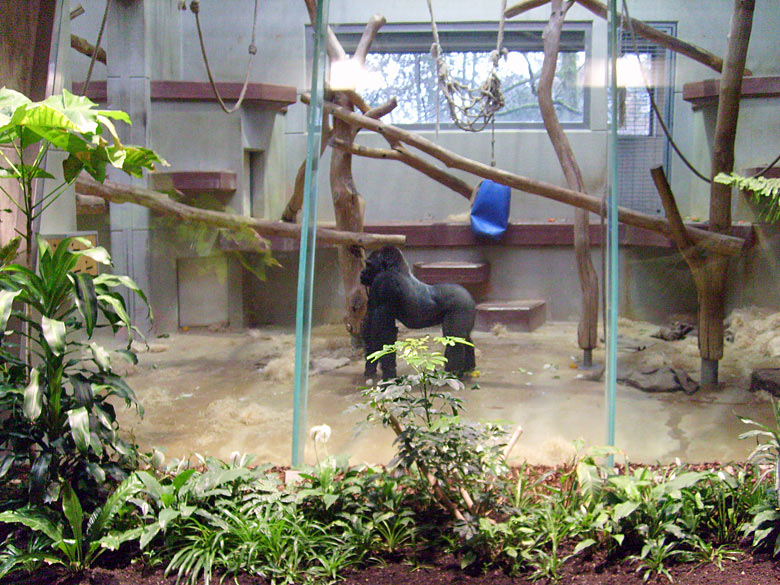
[7,546,778,585]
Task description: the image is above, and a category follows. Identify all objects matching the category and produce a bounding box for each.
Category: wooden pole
[699,0,755,385]
[538,0,599,360]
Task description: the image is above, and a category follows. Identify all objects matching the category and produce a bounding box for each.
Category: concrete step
[475,300,547,332]
[412,261,490,285]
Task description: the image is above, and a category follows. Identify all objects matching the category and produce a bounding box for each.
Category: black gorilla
[360,246,476,380]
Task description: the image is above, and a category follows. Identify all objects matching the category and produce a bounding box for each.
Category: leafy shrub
[0,236,148,502]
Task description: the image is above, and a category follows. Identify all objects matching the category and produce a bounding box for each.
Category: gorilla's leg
[364,304,399,379]
[442,308,476,375]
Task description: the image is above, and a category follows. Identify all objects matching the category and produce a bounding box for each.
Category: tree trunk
[700,0,754,384]
[538,0,599,357]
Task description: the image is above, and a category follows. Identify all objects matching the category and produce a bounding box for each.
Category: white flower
[309,424,332,444]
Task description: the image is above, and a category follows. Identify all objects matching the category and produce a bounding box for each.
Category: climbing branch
[74,176,405,249]
[321,98,745,257]
[70,34,106,65]
[505,0,751,76]
[538,0,599,353]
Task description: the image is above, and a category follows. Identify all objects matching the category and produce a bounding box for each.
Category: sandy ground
[113,308,780,468]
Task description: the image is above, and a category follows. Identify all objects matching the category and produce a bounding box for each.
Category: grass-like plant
[0,475,142,577]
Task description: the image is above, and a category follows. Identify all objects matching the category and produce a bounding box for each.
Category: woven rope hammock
[427,0,508,132]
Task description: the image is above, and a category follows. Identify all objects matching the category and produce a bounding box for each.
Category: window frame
[309,21,592,130]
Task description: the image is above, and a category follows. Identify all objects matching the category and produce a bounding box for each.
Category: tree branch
[321,98,745,257]
[330,138,474,200]
[75,176,405,249]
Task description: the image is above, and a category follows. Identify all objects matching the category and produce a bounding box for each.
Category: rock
[310,356,351,375]
[618,366,699,394]
[652,321,696,341]
[750,368,780,397]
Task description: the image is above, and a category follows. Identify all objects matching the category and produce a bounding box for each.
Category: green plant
[0,236,149,501]
[362,336,510,527]
[0,88,163,503]
[715,171,780,223]
[0,475,142,577]
[738,400,780,554]
[0,88,164,268]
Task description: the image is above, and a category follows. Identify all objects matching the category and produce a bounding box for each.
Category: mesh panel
[616,25,674,215]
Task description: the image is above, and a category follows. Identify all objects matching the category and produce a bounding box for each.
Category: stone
[750,368,780,397]
[618,366,699,394]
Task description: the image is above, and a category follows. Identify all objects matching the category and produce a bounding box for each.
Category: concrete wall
[63,0,780,330]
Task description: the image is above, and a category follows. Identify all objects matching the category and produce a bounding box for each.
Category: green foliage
[738,400,780,554]
[362,336,509,526]
[0,87,165,184]
[0,475,143,577]
[715,171,780,223]
[0,235,148,502]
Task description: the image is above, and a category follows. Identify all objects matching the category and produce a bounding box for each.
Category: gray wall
[63,0,780,330]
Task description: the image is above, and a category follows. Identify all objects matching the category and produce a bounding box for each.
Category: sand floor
[113,313,779,468]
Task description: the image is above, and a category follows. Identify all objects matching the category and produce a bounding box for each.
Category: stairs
[474,300,547,332]
[412,261,490,285]
[412,261,547,332]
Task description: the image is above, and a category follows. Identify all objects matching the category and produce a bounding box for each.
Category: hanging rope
[190,0,259,114]
[80,0,112,97]
[427,0,507,132]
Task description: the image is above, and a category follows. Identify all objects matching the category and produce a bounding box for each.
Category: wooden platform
[412,261,490,285]
[475,300,547,332]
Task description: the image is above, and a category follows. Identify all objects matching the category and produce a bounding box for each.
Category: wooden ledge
[71,80,297,111]
[365,221,754,250]
[683,76,780,109]
[151,171,237,197]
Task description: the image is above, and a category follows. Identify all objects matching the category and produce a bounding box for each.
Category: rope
[427,0,507,132]
[190,0,259,114]
[80,0,112,97]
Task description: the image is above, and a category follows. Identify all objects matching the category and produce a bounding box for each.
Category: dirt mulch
[5,548,779,585]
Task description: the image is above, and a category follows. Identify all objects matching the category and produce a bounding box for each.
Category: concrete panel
[177,256,229,328]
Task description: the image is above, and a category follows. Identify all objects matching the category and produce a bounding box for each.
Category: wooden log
[70,34,106,65]
[539,0,599,352]
[74,176,405,249]
[571,0,751,76]
[330,138,474,200]
[699,0,755,368]
[321,99,746,257]
[75,193,108,215]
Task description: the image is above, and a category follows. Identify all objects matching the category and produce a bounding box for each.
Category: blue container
[470,179,511,240]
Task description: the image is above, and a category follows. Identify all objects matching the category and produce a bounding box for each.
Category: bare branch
[321,98,745,257]
[75,176,405,249]
[71,34,106,64]
[573,0,750,76]
[330,138,474,199]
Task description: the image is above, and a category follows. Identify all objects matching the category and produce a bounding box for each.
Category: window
[615,23,676,215]
[327,22,590,128]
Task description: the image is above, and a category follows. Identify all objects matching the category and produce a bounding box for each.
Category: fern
[714,172,780,223]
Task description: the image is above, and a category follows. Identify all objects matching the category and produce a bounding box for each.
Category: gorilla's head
[360,246,409,286]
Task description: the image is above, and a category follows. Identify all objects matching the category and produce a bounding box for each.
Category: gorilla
[360,245,476,380]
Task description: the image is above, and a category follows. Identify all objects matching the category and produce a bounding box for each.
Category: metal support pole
[291,0,330,467]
